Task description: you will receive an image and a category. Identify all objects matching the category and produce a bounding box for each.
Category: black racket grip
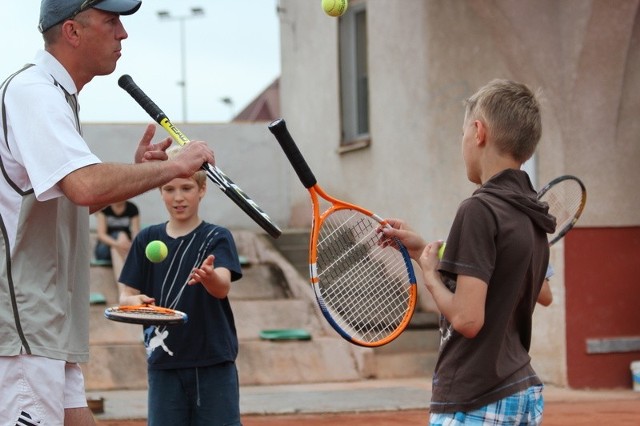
[268,118,317,189]
[118,75,167,124]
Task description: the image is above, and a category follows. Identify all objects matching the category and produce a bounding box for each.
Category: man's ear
[61,20,82,47]
[475,120,487,146]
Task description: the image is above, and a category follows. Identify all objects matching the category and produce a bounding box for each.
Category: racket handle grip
[268,118,317,188]
[118,74,167,124]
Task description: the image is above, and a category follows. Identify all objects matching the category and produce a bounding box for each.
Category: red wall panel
[565,227,640,388]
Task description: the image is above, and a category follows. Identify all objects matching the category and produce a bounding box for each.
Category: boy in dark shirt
[119,147,242,426]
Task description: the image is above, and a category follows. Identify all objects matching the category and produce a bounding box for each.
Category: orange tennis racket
[268,118,417,347]
[104,305,187,326]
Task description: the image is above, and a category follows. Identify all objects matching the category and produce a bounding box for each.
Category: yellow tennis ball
[145,240,168,263]
[438,243,446,260]
[322,0,348,17]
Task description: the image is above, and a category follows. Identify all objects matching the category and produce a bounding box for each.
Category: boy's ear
[475,120,487,146]
[199,181,207,199]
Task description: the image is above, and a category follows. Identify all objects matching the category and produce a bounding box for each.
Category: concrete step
[84,343,147,391]
[267,229,309,278]
[373,350,439,379]
[371,327,440,379]
[90,264,118,305]
[237,337,364,386]
[407,311,440,331]
[375,328,441,354]
[229,263,292,300]
[232,299,324,341]
[86,294,147,391]
[89,305,143,345]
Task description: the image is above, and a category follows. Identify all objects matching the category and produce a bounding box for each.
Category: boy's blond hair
[464,79,542,163]
[166,145,206,187]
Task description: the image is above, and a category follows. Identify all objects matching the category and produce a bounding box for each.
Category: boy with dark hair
[383,79,555,425]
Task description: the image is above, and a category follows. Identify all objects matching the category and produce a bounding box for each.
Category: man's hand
[134,124,172,163]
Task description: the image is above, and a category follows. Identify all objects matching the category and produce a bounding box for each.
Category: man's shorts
[0,355,88,425]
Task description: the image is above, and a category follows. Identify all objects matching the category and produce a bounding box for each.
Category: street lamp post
[157,7,205,122]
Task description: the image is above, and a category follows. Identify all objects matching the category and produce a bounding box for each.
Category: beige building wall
[277,0,640,386]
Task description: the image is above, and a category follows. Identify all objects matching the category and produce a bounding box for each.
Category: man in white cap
[0,1,216,424]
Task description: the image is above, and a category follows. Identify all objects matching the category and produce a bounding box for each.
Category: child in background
[118,146,243,426]
[94,200,140,287]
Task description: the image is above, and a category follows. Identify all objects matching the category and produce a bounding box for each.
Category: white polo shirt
[0,50,101,362]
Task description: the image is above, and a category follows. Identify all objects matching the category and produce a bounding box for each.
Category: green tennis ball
[438,243,446,260]
[322,0,348,17]
[145,240,168,263]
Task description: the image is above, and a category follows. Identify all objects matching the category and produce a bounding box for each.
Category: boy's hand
[419,241,444,275]
[379,218,427,261]
[120,294,155,306]
[189,255,215,286]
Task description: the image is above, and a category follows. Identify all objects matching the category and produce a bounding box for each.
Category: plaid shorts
[430,385,544,425]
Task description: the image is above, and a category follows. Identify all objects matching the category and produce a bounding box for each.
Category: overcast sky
[1,1,281,123]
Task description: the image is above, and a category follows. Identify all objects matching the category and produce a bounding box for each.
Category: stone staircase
[83,230,439,391]
[86,262,148,390]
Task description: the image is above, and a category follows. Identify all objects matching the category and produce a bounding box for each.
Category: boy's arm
[419,241,487,338]
[188,255,232,299]
[119,283,155,306]
[537,279,553,306]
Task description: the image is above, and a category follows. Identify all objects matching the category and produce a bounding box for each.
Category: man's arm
[59,139,213,212]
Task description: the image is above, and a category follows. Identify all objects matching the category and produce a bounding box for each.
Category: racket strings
[316,209,413,344]
[543,180,585,240]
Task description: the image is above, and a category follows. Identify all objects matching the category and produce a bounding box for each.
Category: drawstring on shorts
[196,367,201,407]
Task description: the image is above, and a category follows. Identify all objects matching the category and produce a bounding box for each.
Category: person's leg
[94,241,111,262]
[64,362,96,426]
[522,384,544,425]
[64,407,96,426]
[429,411,465,425]
[148,368,190,426]
[191,362,242,426]
[111,232,130,285]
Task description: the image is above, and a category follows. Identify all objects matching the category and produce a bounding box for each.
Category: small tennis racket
[118,74,281,239]
[268,118,417,347]
[104,305,188,326]
[538,175,587,246]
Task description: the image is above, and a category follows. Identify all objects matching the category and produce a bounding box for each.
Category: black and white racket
[538,175,587,246]
[268,118,417,347]
[118,74,281,239]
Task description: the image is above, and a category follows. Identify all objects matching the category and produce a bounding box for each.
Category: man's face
[74,8,128,76]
